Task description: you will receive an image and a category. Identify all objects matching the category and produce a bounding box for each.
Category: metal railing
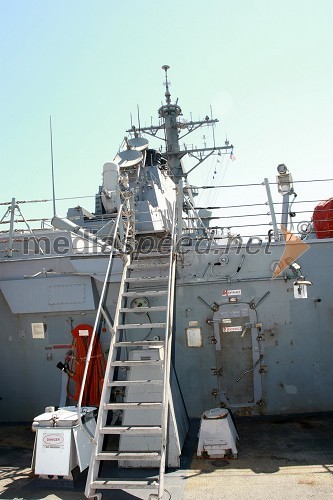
[158,201,177,499]
[76,198,133,437]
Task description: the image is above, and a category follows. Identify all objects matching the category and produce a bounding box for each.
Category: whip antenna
[49,115,56,217]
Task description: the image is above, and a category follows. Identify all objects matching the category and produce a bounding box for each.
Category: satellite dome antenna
[162,64,171,104]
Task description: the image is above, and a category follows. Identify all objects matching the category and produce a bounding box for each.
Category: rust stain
[298,479,317,486]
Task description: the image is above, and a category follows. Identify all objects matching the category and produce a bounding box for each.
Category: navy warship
[0,65,332,499]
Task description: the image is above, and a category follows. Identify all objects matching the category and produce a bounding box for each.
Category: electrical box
[31,406,96,478]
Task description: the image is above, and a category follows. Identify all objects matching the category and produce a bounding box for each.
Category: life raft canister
[313,197,333,239]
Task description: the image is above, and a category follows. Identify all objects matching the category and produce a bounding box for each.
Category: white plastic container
[31,406,96,478]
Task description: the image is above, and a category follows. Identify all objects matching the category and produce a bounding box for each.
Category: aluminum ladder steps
[104,402,162,410]
[85,234,175,499]
[111,360,164,367]
[96,452,161,461]
[125,276,168,284]
[107,379,163,387]
[117,322,166,329]
[114,340,165,347]
[100,425,162,435]
[120,305,167,313]
[91,479,159,490]
[132,251,170,256]
[128,262,169,270]
[122,290,167,298]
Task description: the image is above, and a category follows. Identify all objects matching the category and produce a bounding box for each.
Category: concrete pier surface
[1,414,332,499]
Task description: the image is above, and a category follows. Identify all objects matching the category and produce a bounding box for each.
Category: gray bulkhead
[0,220,332,421]
[173,238,333,417]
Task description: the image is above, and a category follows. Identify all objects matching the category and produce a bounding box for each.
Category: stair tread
[125,276,168,283]
[129,262,169,269]
[111,360,164,366]
[133,252,171,259]
[91,479,159,489]
[96,451,161,460]
[104,402,162,409]
[114,340,165,347]
[123,290,168,297]
[117,322,166,329]
[108,380,163,386]
[100,425,162,434]
[120,306,167,313]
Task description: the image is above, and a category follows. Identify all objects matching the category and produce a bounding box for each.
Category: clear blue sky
[1,0,332,231]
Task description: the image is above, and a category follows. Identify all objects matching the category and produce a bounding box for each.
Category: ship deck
[1,414,332,499]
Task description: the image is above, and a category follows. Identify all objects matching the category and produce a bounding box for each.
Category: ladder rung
[114,340,165,347]
[123,290,168,297]
[91,479,159,490]
[125,276,168,283]
[117,322,166,329]
[108,380,163,387]
[129,262,169,270]
[96,452,161,461]
[111,360,164,367]
[120,306,167,313]
[104,402,162,410]
[100,425,162,435]
[133,251,171,257]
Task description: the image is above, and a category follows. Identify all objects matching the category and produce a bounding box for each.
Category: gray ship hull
[0,236,332,421]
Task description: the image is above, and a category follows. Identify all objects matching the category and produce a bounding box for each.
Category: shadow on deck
[0,413,332,499]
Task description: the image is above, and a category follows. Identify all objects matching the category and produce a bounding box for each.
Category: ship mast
[127,66,234,238]
[127,65,234,184]
[158,64,184,181]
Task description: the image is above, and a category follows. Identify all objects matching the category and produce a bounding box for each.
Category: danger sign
[222,289,241,297]
[222,326,243,333]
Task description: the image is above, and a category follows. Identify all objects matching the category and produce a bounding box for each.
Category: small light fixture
[277,163,293,194]
[277,163,287,174]
[290,262,301,272]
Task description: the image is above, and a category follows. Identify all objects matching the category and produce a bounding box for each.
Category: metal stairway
[85,215,177,499]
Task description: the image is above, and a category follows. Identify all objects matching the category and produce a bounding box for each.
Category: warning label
[222,289,241,297]
[42,433,64,449]
[222,326,243,333]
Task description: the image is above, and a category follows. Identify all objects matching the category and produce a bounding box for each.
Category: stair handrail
[158,201,177,499]
[84,222,132,498]
[77,199,132,437]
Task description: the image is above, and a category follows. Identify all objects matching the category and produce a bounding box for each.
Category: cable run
[190,178,333,189]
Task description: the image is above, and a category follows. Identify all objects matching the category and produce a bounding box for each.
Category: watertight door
[213,303,262,408]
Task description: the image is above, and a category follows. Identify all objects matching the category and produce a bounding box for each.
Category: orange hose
[67,324,106,407]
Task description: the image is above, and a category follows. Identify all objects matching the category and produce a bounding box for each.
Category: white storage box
[31,406,96,478]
